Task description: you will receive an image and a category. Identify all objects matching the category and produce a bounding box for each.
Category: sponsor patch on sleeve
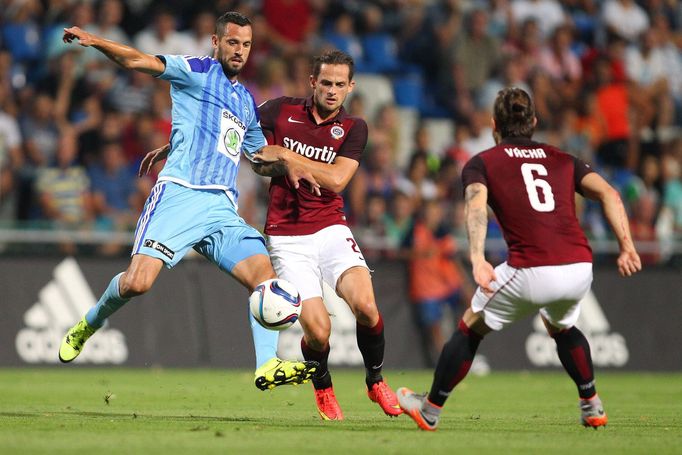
[143,239,175,260]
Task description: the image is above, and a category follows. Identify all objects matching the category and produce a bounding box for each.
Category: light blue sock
[250,311,278,368]
[85,273,130,329]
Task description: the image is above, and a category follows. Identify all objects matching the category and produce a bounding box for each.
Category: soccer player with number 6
[397,87,642,431]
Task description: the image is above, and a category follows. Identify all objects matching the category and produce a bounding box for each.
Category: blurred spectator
[383,189,415,250]
[106,70,155,115]
[358,4,399,73]
[602,0,650,44]
[1,0,43,79]
[0,84,23,220]
[403,199,470,366]
[35,127,93,252]
[459,110,496,160]
[503,18,543,82]
[245,57,291,105]
[629,192,660,265]
[510,0,567,37]
[477,54,531,112]
[656,151,682,262]
[133,7,189,55]
[20,92,62,169]
[593,54,639,172]
[323,12,364,69]
[262,0,319,57]
[45,1,96,77]
[488,0,513,40]
[346,134,399,225]
[624,28,675,135]
[450,9,500,120]
[372,103,401,162]
[184,9,216,57]
[538,24,583,102]
[650,13,682,125]
[356,193,390,259]
[397,152,438,206]
[88,141,139,226]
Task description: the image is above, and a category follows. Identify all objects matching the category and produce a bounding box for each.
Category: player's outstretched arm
[254,146,358,193]
[580,172,642,277]
[464,183,496,294]
[63,26,165,75]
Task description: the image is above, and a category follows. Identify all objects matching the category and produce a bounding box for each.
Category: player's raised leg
[299,297,344,420]
[59,254,163,362]
[337,266,402,417]
[228,249,318,390]
[543,317,607,428]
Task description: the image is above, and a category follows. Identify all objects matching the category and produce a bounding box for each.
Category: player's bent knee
[352,300,378,323]
[119,273,154,297]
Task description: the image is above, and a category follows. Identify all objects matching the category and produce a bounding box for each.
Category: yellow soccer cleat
[59,318,97,363]
[254,357,318,391]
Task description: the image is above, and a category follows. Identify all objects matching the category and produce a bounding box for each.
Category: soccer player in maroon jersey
[251,50,402,421]
[142,50,402,421]
[397,87,642,431]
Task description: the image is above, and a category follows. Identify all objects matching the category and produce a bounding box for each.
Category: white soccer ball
[249,279,301,331]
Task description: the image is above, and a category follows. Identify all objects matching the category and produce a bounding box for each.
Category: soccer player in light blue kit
[57,12,318,390]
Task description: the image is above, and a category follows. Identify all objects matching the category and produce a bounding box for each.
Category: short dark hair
[215,11,251,37]
[493,87,535,139]
[312,50,355,81]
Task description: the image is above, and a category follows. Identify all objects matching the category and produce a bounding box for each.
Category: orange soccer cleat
[368,380,403,417]
[314,386,344,421]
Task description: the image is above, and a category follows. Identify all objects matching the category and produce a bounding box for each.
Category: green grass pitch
[0,368,679,454]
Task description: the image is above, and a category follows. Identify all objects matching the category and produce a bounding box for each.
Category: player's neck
[312,106,339,124]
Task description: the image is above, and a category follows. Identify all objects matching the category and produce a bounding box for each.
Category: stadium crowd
[0,0,680,265]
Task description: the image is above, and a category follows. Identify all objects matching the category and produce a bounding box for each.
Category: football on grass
[249,279,301,331]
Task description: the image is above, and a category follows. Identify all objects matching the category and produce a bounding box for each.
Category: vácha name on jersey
[504,147,547,159]
[284,137,337,163]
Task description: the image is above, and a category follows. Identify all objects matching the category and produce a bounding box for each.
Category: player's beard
[220,61,241,79]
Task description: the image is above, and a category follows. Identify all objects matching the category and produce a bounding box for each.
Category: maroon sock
[357,314,385,387]
[427,320,482,407]
[301,338,332,390]
[551,326,596,399]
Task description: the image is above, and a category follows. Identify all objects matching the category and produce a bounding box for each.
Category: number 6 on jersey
[521,163,555,212]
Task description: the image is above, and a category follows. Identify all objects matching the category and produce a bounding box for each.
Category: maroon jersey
[461,137,594,268]
[258,96,367,235]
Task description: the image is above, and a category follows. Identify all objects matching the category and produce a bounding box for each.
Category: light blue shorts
[132,181,267,271]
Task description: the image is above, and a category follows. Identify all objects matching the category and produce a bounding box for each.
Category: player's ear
[309,74,316,89]
[211,34,218,49]
[347,79,355,94]
[532,116,538,127]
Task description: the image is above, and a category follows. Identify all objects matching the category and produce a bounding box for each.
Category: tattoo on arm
[251,161,287,177]
[465,184,488,258]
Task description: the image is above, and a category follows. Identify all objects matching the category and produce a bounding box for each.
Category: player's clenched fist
[63,26,97,46]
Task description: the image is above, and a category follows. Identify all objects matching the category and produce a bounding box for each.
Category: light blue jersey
[156,55,267,206]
